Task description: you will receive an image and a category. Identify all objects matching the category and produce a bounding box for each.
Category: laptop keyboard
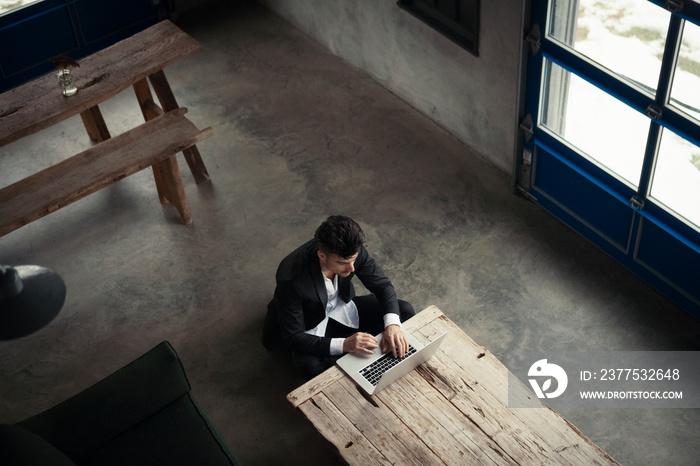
[359,345,417,386]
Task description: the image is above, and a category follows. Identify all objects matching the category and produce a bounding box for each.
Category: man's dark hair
[314,215,365,258]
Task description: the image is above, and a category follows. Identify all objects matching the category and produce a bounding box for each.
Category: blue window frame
[517,0,700,318]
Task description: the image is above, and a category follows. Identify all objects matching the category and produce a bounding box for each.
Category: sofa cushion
[76,396,240,465]
[17,341,191,460]
[0,424,76,465]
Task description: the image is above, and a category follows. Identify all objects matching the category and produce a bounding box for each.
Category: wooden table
[288,306,620,465]
[0,20,212,234]
[0,20,208,181]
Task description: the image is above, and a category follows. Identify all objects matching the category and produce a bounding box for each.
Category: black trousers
[292,295,415,380]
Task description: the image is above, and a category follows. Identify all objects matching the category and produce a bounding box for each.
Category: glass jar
[57,68,78,96]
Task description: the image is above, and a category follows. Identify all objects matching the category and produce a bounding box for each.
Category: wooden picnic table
[288,305,620,465]
[0,20,212,235]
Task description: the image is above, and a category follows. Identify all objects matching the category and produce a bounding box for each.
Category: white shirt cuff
[330,338,345,356]
[383,313,402,329]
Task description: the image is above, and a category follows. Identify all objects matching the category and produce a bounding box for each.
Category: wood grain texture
[288,306,621,465]
[0,20,199,147]
[0,108,213,236]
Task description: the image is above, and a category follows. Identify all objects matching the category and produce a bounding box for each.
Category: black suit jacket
[264,239,399,356]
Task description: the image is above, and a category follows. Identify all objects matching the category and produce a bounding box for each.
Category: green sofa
[0,341,241,465]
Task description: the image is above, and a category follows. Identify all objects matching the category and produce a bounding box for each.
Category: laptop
[336,331,447,396]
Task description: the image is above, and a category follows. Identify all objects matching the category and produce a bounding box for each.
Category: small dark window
[398,0,480,57]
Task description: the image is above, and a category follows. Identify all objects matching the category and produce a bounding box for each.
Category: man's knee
[398,299,415,322]
[262,302,283,351]
[293,352,335,381]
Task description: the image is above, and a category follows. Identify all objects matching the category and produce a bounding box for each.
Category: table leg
[148,70,211,184]
[133,78,193,225]
[133,79,163,120]
[80,106,111,142]
[152,156,192,225]
[134,79,168,204]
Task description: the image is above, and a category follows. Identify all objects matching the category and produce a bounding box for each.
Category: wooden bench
[0,20,214,237]
[0,108,213,237]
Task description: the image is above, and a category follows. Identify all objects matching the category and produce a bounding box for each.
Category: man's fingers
[391,336,408,358]
[380,336,392,355]
[354,333,377,354]
[394,338,403,358]
[385,335,401,358]
[362,333,378,348]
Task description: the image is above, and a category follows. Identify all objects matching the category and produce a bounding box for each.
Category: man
[262,215,415,380]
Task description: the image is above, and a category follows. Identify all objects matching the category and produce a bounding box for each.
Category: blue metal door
[516,0,700,318]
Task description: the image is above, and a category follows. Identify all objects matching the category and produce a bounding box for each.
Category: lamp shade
[0,265,66,340]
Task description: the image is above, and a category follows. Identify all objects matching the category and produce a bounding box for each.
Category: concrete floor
[1,1,700,464]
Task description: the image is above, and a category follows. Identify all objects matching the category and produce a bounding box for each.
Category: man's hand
[343,332,378,355]
[381,324,409,358]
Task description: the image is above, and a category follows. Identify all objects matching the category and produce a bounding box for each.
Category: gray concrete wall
[256,0,524,175]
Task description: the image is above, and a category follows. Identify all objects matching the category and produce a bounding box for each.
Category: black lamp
[0,265,66,340]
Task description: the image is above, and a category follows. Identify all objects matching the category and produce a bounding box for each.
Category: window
[398,0,480,56]
[0,0,43,16]
[542,0,700,230]
[518,0,700,316]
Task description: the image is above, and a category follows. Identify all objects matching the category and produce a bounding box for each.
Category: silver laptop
[336,331,447,396]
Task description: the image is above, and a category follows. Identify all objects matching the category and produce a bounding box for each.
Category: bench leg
[148,70,211,184]
[152,156,192,225]
[133,79,163,120]
[80,106,111,142]
[133,79,171,204]
[150,158,169,205]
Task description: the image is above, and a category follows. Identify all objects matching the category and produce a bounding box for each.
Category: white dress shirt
[305,272,401,356]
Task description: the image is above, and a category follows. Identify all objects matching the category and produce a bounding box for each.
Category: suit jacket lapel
[307,242,328,308]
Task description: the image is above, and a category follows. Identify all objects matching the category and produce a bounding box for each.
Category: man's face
[318,251,358,278]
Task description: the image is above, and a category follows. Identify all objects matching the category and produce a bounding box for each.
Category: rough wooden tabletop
[288,305,620,465]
